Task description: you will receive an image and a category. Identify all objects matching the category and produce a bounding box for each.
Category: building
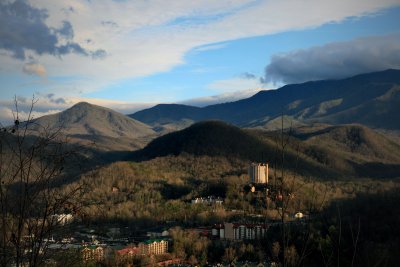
[211,224,225,239]
[248,163,269,184]
[294,212,304,219]
[213,223,269,240]
[190,227,211,237]
[147,229,169,238]
[82,245,105,261]
[191,196,223,205]
[115,239,168,259]
[116,246,139,260]
[51,213,73,225]
[139,239,168,255]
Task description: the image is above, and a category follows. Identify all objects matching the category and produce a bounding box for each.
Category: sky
[1,0,400,125]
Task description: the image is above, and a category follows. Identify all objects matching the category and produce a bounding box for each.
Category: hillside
[295,124,400,178]
[134,121,400,179]
[130,69,400,130]
[133,121,341,179]
[30,102,156,151]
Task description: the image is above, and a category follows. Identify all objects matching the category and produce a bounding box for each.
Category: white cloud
[0,106,63,127]
[1,0,399,96]
[264,33,400,83]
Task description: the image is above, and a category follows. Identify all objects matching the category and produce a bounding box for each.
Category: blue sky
[1,0,400,124]
[96,6,400,102]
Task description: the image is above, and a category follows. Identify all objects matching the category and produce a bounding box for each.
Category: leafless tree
[271,115,329,267]
[0,97,84,267]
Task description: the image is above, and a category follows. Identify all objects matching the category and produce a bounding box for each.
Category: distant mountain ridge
[130,69,400,130]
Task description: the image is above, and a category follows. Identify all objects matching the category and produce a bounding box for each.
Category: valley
[1,70,400,266]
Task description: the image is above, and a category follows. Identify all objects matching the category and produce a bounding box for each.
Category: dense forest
[66,153,400,266]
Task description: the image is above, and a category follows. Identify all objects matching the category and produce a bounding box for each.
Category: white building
[212,223,269,240]
[191,196,223,205]
[249,163,269,184]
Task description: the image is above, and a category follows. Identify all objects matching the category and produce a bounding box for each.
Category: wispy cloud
[207,76,267,92]
[0,0,399,96]
[181,88,264,107]
[193,43,227,52]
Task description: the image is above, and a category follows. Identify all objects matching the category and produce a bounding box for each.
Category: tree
[222,247,236,264]
[270,115,329,267]
[0,97,84,267]
[170,227,210,264]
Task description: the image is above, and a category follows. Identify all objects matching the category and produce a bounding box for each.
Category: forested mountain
[131,69,400,130]
[133,121,400,179]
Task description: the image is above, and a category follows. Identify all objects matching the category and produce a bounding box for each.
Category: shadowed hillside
[295,124,400,178]
[133,121,400,179]
[133,121,342,178]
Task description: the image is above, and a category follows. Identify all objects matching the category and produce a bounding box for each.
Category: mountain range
[130,69,400,130]
[19,69,400,179]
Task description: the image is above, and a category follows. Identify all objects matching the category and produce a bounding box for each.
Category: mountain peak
[72,101,92,108]
[32,102,155,140]
[68,101,106,112]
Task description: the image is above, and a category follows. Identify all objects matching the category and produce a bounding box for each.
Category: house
[116,246,139,259]
[146,229,169,238]
[191,196,223,205]
[211,224,225,239]
[189,227,211,237]
[294,212,304,219]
